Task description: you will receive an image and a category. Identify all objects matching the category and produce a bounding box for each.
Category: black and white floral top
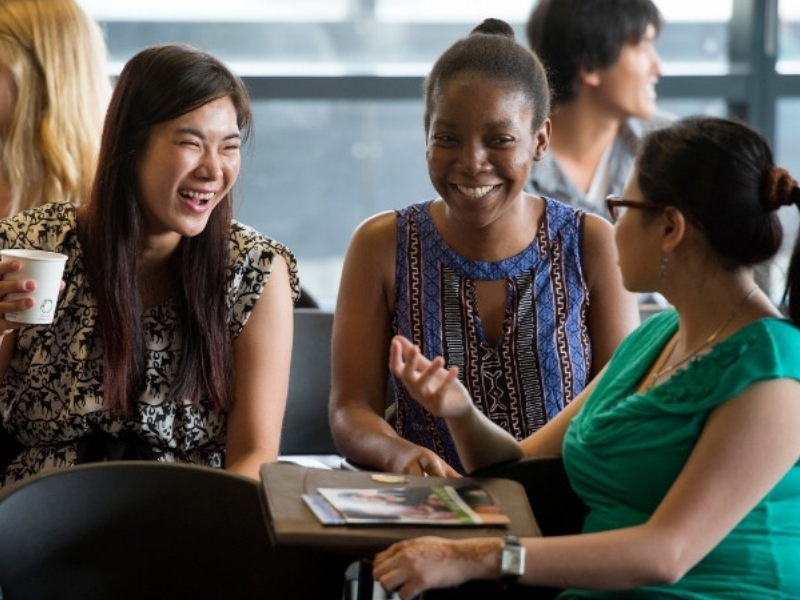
[0,203,298,486]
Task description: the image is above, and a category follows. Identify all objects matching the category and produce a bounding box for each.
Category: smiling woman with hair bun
[330,18,639,478]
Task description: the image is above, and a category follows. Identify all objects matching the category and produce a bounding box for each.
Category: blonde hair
[0,0,111,216]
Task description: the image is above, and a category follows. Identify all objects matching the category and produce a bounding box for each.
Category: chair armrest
[470,456,587,537]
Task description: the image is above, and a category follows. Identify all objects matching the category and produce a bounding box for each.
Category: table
[259,462,540,553]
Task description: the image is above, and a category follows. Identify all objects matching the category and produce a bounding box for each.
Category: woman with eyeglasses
[330,18,640,478]
[373,116,800,599]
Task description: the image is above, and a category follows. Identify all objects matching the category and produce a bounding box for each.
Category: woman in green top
[372,116,800,599]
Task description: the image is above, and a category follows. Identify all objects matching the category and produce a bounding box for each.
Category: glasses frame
[605,194,664,223]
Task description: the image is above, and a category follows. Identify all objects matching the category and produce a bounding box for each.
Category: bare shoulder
[580,212,617,284]
[348,210,398,253]
[345,211,398,274]
[720,377,800,417]
[339,210,399,310]
[581,211,614,243]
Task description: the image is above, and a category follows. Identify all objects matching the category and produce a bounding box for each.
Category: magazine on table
[303,483,511,526]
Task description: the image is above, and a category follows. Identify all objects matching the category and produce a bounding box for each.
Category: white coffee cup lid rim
[0,249,67,262]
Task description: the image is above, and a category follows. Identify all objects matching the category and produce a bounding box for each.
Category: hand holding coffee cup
[0,250,68,325]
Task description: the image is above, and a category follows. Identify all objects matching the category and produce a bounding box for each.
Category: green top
[559,312,800,599]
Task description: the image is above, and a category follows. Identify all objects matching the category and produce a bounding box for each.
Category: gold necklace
[648,285,758,389]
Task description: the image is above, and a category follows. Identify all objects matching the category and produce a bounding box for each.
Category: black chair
[471,455,588,537]
[280,308,340,460]
[0,461,350,600]
[295,285,321,309]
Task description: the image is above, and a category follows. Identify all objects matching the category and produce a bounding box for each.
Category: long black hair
[79,43,252,415]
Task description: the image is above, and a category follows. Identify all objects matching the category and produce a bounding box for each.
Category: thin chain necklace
[648,285,758,389]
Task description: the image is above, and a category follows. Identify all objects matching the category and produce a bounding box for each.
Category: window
[78,0,797,307]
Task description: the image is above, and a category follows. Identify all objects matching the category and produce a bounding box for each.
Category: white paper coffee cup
[1,249,68,325]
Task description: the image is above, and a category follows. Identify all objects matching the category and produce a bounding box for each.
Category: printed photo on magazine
[303,484,510,526]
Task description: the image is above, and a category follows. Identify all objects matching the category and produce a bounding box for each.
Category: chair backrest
[0,461,349,600]
[295,285,321,309]
[281,308,338,455]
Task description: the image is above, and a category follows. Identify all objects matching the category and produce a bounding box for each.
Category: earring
[660,255,668,280]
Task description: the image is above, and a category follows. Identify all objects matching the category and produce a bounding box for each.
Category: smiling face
[588,24,661,120]
[425,75,547,231]
[136,96,241,253]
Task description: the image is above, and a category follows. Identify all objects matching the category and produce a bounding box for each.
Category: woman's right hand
[389,335,473,420]
[0,259,35,332]
[374,536,501,599]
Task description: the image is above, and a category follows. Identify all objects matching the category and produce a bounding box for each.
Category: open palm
[389,335,472,419]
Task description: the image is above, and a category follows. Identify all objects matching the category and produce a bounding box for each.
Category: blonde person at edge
[0,44,297,485]
[374,116,800,599]
[330,19,639,478]
[0,0,110,218]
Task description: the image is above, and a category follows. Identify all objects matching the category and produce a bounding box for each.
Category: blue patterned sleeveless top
[393,198,591,473]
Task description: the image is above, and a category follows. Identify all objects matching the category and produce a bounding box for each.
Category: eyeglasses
[605,194,664,223]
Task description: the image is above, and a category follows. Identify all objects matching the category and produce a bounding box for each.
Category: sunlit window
[77,0,352,22]
[779,0,800,73]
[79,0,735,74]
[73,0,794,307]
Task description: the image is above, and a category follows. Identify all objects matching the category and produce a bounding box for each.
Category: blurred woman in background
[0,0,111,217]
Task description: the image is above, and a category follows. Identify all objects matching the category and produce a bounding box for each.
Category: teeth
[457,185,495,198]
[181,190,215,201]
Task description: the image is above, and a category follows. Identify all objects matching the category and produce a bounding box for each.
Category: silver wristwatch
[499,534,526,585]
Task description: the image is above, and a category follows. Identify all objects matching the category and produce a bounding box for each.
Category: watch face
[501,537,525,579]
[501,548,522,573]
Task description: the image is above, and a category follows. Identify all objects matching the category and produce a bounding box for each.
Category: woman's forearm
[445,405,524,473]
[516,525,680,591]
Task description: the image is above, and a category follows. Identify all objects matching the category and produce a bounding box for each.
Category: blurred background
[77,0,800,309]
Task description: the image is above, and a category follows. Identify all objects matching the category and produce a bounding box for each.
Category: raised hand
[389,335,473,419]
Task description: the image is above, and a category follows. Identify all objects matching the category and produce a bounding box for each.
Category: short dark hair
[526,0,662,106]
[423,18,550,133]
[81,44,252,415]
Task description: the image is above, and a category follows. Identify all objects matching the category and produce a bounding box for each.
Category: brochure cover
[304,484,510,526]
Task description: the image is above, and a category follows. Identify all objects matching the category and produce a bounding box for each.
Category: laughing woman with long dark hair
[0,44,297,484]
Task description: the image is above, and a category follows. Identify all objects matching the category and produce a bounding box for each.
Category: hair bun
[470,18,515,39]
[763,166,800,211]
